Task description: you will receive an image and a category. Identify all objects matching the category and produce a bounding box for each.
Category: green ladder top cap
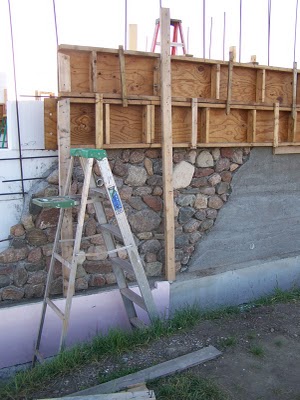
[32,196,79,209]
[70,148,107,160]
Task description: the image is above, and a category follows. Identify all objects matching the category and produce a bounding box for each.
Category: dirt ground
[31,300,300,400]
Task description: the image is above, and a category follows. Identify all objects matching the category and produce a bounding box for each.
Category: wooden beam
[153,58,160,96]
[247,109,256,143]
[191,98,198,148]
[292,61,297,121]
[129,24,138,51]
[256,69,266,102]
[73,346,221,397]
[211,64,220,99]
[288,112,297,142]
[105,104,111,145]
[90,51,98,93]
[226,53,233,115]
[229,46,236,61]
[57,99,73,296]
[58,53,71,92]
[200,108,210,143]
[160,8,175,282]
[95,93,104,148]
[142,104,155,144]
[119,45,128,107]
[273,102,279,150]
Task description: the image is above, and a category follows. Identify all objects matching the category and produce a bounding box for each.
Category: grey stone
[47,169,59,185]
[145,262,162,277]
[113,160,128,177]
[87,245,107,261]
[173,161,195,189]
[24,283,44,298]
[176,194,196,207]
[0,247,29,263]
[199,187,216,196]
[153,159,163,174]
[196,151,214,167]
[186,150,197,164]
[147,175,163,186]
[212,148,220,160]
[194,210,206,221]
[232,149,243,164]
[194,194,208,209]
[144,158,153,175]
[129,150,145,164]
[217,182,230,195]
[206,208,218,219]
[137,232,153,240]
[1,286,24,300]
[208,196,224,209]
[76,264,87,278]
[200,219,214,231]
[27,270,47,285]
[216,158,230,172]
[89,274,106,287]
[83,260,112,274]
[26,229,48,246]
[129,209,161,233]
[125,165,148,186]
[145,252,157,262]
[44,186,59,197]
[133,186,152,196]
[50,277,63,295]
[183,219,201,233]
[128,197,147,210]
[208,173,221,186]
[85,218,97,237]
[175,234,190,247]
[139,239,161,254]
[0,275,10,288]
[75,277,89,291]
[21,214,35,230]
[189,231,202,244]
[13,267,28,287]
[191,177,208,187]
[230,163,239,172]
[105,273,117,285]
[178,207,195,224]
[119,186,133,201]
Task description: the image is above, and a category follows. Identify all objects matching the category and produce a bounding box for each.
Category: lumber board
[110,105,143,144]
[72,346,221,397]
[65,50,91,93]
[42,390,155,399]
[209,109,247,143]
[160,7,175,282]
[71,103,95,146]
[44,98,58,150]
[119,46,128,107]
[265,70,293,105]
[191,98,198,148]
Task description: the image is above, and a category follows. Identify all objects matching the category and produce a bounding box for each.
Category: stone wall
[0,147,250,301]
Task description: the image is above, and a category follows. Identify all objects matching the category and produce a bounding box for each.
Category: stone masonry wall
[0,147,250,301]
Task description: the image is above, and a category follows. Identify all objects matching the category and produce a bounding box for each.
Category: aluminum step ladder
[32,148,158,366]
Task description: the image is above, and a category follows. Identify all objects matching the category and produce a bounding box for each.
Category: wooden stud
[105,104,111,145]
[119,45,128,107]
[292,61,297,121]
[57,99,73,296]
[247,109,256,143]
[160,8,175,282]
[129,24,138,51]
[226,53,233,115]
[200,108,210,143]
[90,51,98,93]
[273,102,280,149]
[58,53,71,92]
[211,64,220,99]
[288,112,297,142]
[95,93,104,148]
[256,69,266,102]
[142,104,155,144]
[191,98,198,148]
[153,58,160,96]
[229,46,236,62]
[251,55,257,63]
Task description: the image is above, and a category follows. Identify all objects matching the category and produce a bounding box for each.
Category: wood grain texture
[171,61,211,98]
[62,50,91,93]
[71,103,95,146]
[265,71,293,105]
[110,105,143,144]
[255,111,274,142]
[209,109,247,143]
[44,98,58,150]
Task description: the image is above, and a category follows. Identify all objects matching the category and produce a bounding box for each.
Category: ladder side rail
[178,22,187,55]
[87,160,138,321]
[60,157,94,350]
[151,21,160,52]
[96,158,159,321]
[33,157,75,365]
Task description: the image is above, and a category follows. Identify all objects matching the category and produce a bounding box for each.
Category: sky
[0,0,299,99]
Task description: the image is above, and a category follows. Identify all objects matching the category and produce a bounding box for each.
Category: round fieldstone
[199,187,215,195]
[208,173,221,186]
[194,168,214,178]
[28,248,43,264]
[191,177,208,187]
[217,182,230,195]
[200,219,214,231]
[0,275,11,288]
[125,165,148,186]
[142,195,163,211]
[178,207,195,224]
[206,208,218,219]
[175,234,190,247]
[147,175,163,186]
[173,161,195,189]
[145,149,159,158]
[129,150,145,164]
[129,209,161,233]
[75,277,88,291]
[13,267,28,287]
[105,273,117,285]
[47,168,59,185]
[232,149,243,164]
[113,159,128,177]
[153,186,163,196]
[10,224,25,237]
[230,163,239,172]
[133,186,152,196]
[87,245,107,261]
[85,218,97,237]
[0,247,29,263]
[145,252,157,263]
[183,219,201,233]
[212,148,220,160]
[196,151,214,168]
[186,150,197,164]
[194,210,206,221]
[27,270,47,285]
[2,286,24,300]
[144,158,153,175]
[194,194,208,209]
[220,171,232,182]
[173,152,184,163]
[152,159,162,174]
[189,231,202,244]
[50,277,63,295]
[145,262,162,277]
[89,274,106,287]
[216,158,230,172]
[221,148,234,159]
[120,186,133,201]
[26,229,48,246]
[83,260,112,274]
[208,196,224,209]
[139,239,161,254]
[24,283,44,298]
[176,194,196,207]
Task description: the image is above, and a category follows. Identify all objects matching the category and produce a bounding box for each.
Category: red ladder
[151,18,186,55]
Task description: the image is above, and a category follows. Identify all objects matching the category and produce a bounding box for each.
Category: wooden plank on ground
[40,390,155,399]
[160,7,175,282]
[71,346,221,397]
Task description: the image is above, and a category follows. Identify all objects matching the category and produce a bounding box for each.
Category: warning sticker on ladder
[108,186,123,214]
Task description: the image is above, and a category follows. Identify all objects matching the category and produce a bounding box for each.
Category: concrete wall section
[170,256,300,313]
[189,148,300,273]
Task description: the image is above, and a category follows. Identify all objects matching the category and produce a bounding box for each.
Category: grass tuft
[219,336,237,348]
[249,345,265,358]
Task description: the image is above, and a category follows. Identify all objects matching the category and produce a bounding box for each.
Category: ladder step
[53,253,72,269]
[129,317,148,329]
[120,288,146,311]
[32,196,79,209]
[100,223,123,241]
[46,298,65,320]
[70,148,107,159]
[111,257,135,275]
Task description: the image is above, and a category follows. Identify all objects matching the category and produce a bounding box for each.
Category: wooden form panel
[208,109,247,143]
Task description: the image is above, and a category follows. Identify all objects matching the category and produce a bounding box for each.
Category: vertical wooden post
[95,94,104,148]
[256,69,266,102]
[211,64,220,99]
[191,98,198,148]
[226,52,233,115]
[200,108,210,143]
[90,51,98,93]
[58,99,73,296]
[247,109,256,144]
[105,104,111,145]
[58,53,71,93]
[289,62,298,142]
[129,24,138,50]
[143,104,155,144]
[119,45,128,107]
[292,62,297,121]
[160,8,175,281]
[273,102,279,150]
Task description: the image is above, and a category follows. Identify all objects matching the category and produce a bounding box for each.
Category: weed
[219,336,237,348]
[150,372,230,400]
[274,339,283,348]
[247,332,256,340]
[98,366,140,384]
[249,345,265,357]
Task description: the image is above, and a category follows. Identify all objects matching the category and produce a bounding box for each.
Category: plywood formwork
[45,45,300,152]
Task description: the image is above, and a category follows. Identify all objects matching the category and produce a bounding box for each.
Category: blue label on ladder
[108,186,123,214]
